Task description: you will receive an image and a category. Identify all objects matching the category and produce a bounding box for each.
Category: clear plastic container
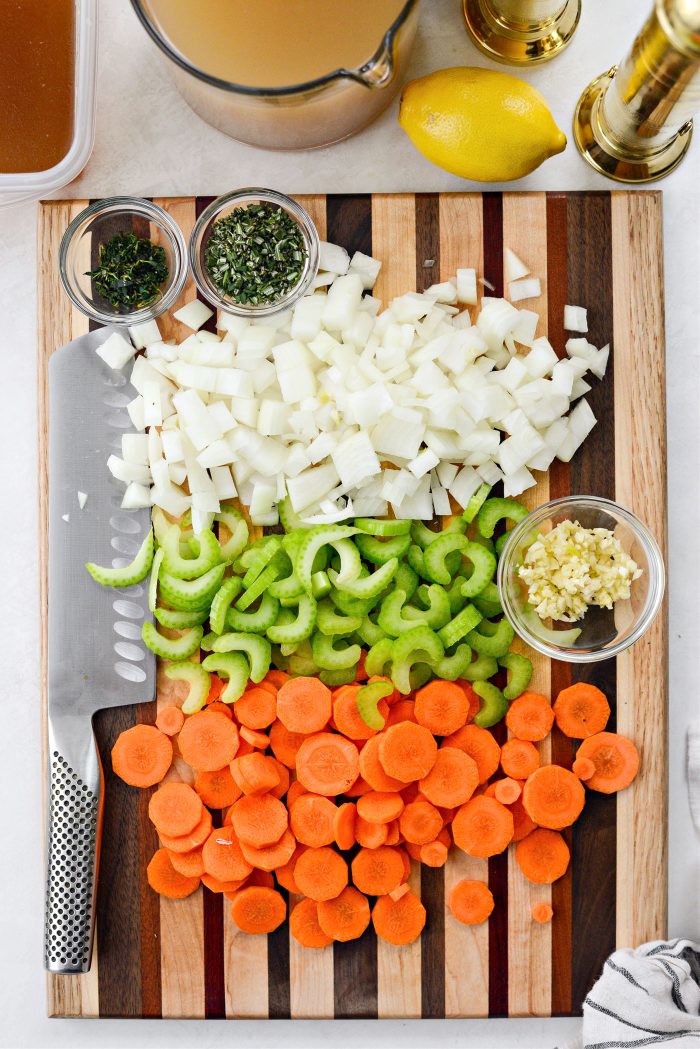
[0,0,97,209]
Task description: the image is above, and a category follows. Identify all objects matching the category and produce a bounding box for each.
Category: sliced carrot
[148,782,203,838]
[202,872,248,894]
[231,793,289,848]
[295,733,359,796]
[265,669,290,690]
[168,846,205,878]
[441,724,501,783]
[367,674,397,704]
[515,828,570,884]
[572,756,596,781]
[255,679,278,698]
[235,737,255,756]
[333,686,389,741]
[351,845,404,896]
[448,880,494,925]
[385,699,418,726]
[206,674,226,704]
[156,705,185,736]
[356,791,404,825]
[207,700,234,720]
[500,739,540,779]
[275,844,306,893]
[452,796,514,857]
[269,720,309,769]
[355,650,369,682]
[277,676,332,734]
[290,794,337,848]
[389,882,410,902]
[419,840,449,867]
[178,710,239,771]
[455,680,481,723]
[384,819,400,846]
[378,722,437,781]
[231,752,280,795]
[317,886,371,942]
[400,781,421,805]
[202,827,253,882]
[414,680,470,737]
[294,845,348,902]
[575,732,639,793]
[493,777,522,805]
[159,808,212,853]
[418,747,479,808]
[396,846,412,882]
[111,724,173,788]
[510,794,538,842]
[194,767,242,809]
[246,868,276,889]
[371,889,426,945]
[239,828,297,872]
[286,779,308,808]
[240,726,270,749]
[268,758,290,800]
[522,765,586,829]
[505,692,554,742]
[399,800,443,845]
[354,815,389,849]
[230,886,286,934]
[532,902,554,924]
[334,802,357,850]
[290,897,333,948]
[553,683,610,739]
[147,847,200,899]
[235,687,277,729]
[344,775,373,797]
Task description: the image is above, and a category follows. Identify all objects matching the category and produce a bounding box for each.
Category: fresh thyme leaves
[86,233,169,312]
[204,202,307,306]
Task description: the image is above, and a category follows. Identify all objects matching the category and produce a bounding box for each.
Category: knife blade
[45,326,155,974]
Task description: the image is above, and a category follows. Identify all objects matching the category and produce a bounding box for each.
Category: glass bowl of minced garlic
[498,496,664,663]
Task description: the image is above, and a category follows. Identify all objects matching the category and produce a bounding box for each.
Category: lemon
[399,66,566,182]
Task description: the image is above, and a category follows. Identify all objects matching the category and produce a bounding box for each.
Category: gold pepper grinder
[462,0,581,64]
[574,0,700,182]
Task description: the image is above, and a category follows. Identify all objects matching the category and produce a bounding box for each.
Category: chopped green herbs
[86,233,168,312]
[204,202,307,306]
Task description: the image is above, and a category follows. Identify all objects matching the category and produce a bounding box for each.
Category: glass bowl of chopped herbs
[189,188,320,317]
[59,197,188,324]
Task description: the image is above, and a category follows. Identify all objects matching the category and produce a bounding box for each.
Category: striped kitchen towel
[581,938,700,1048]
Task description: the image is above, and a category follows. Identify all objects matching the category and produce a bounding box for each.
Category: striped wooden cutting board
[38,191,667,1019]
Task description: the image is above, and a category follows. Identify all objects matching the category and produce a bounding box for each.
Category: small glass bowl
[189,188,320,318]
[59,196,188,324]
[497,495,665,664]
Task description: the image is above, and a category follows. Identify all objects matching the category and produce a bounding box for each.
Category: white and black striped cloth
[573,939,700,1048]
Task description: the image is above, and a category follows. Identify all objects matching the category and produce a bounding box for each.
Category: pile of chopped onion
[97,244,609,531]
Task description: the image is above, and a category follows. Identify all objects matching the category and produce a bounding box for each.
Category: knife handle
[44,719,103,974]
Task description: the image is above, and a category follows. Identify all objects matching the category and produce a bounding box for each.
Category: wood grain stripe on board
[546,191,574,1018]
[611,192,667,949]
[325,193,378,1019]
[502,193,552,1018]
[438,192,490,1019]
[568,193,617,1013]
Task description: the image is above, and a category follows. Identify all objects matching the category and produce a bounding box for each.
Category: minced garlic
[518,519,642,623]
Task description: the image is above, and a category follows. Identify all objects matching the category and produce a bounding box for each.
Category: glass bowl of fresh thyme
[59,196,188,324]
[189,188,320,318]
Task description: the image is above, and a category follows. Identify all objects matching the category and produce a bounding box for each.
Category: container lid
[0,0,97,208]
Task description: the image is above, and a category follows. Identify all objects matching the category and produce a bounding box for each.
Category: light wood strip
[289,893,335,1018]
[378,865,423,1018]
[224,930,269,1017]
[611,191,668,948]
[502,193,552,1017]
[438,193,491,1019]
[294,194,327,241]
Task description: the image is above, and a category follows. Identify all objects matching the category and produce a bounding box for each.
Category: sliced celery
[394,561,419,602]
[355,531,411,565]
[402,584,451,631]
[311,570,331,599]
[433,643,473,681]
[210,631,271,682]
[86,530,154,588]
[357,614,387,647]
[316,598,362,637]
[295,524,358,594]
[278,495,313,533]
[410,521,441,549]
[201,651,250,703]
[329,557,398,600]
[226,591,280,634]
[319,666,358,687]
[200,631,218,651]
[458,543,497,598]
[209,576,243,635]
[446,573,470,615]
[498,652,533,701]
[161,525,222,580]
[266,593,317,644]
[148,547,164,613]
[407,543,430,581]
[330,537,363,587]
[421,533,470,585]
[438,603,483,649]
[462,483,491,524]
[154,606,209,629]
[471,581,503,619]
[312,632,361,671]
[158,563,226,611]
[215,505,249,562]
[365,637,394,678]
[465,617,515,658]
[356,680,393,730]
[390,625,444,695]
[477,497,529,540]
[164,661,211,715]
[354,517,411,537]
[520,606,583,647]
[287,640,320,677]
[473,681,509,728]
[142,621,203,661]
[378,589,427,637]
[329,586,378,617]
[461,654,499,682]
[235,563,281,611]
[242,536,282,589]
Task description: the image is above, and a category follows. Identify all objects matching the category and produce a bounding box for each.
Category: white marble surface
[1,1,698,1046]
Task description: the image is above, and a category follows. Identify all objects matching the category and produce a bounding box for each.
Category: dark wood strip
[482,193,508,1018]
[546,191,574,1017]
[325,194,377,1019]
[568,192,617,1015]
[137,707,162,1018]
[415,192,440,293]
[267,887,291,1018]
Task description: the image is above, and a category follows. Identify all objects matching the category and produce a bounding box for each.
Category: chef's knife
[45,327,155,974]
